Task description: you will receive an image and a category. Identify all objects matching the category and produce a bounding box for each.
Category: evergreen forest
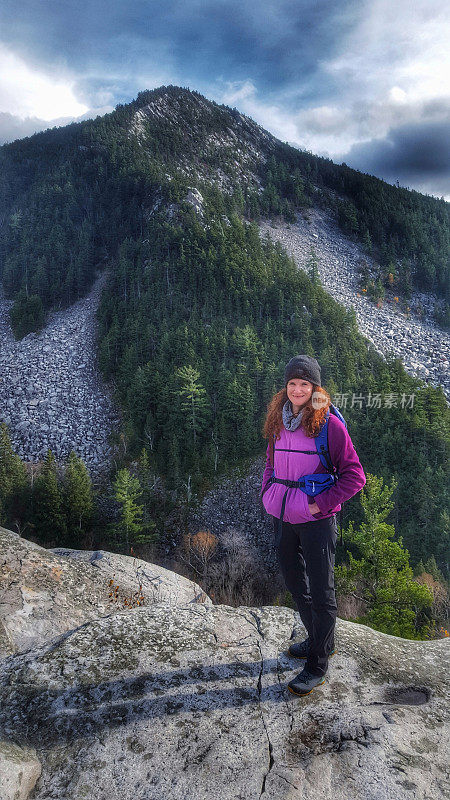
[0,85,448,640]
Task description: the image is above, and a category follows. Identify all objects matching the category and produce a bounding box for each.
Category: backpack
[262,404,347,545]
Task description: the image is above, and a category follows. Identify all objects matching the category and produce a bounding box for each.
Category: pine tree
[135,447,159,547]
[306,246,320,286]
[0,422,29,528]
[335,473,434,639]
[173,365,210,445]
[111,467,145,551]
[10,290,45,339]
[222,369,256,458]
[423,555,446,584]
[63,450,94,544]
[32,450,67,545]
[362,229,372,253]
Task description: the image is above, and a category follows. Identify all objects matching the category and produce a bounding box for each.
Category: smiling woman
[286,376,314,416]
[260,353,366,697]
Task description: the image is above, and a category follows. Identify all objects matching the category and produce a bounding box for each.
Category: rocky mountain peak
[126,84,278,192]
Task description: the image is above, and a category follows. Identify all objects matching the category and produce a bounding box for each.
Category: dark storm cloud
[0,0,356,102]
[340,118,450,197]
[0,0,448,198]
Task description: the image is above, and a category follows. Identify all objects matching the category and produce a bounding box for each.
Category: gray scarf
[282,399,305,431]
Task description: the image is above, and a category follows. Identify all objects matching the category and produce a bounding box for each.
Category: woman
[260,354,366,697]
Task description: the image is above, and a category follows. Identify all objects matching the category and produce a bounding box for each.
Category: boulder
[0,740,41,800]
[0,602,448,800]
[0,528,211,659]
[185,187,204,216]
[50,546,212,609]
[0,526,448,800]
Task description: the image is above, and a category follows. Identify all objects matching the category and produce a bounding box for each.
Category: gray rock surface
[0,601,448,800]
[50,546,212,607]
[185,187,205,216]
[1,526,449,800]
[0,527,211,659]
[259,210,450,402]
[128,92,276,195]
[0,739,41,800]
[0,271,120,477]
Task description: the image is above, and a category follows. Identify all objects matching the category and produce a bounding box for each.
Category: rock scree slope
[259,210,450,401]
[0,271,120,477]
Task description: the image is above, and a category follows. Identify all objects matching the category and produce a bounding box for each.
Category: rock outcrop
[0,529,449,800]
[0,740,42,800]
[128,90,276,195]
[0,527,211,660]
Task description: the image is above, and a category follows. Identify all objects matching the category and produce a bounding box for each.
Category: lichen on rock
[0,528,449,800]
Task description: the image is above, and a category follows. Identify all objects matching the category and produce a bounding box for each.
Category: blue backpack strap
[315,409,335,473]
[329,403,347,429]
[315,404,348,547]
[315,404,348,471]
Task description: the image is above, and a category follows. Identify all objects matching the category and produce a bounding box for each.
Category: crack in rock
[255,639,275,798]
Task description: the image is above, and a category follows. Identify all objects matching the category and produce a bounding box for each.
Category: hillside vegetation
[0,85,448,333]
[0,85,448,591]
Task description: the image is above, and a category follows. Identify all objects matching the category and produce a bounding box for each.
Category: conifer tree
[335,473,434,639]
[306,246,320,286]
[136,447,158,503]
[173,365,210,445]
[222,370,255,458]
[362,229,372,253]
[111,467,144,551]
[32,449,67,545]
[63,450,94,544]
[9,290,45,339]
[0,422,29,528]
[423,554,446,584]
[134,448,159,546]
[163,434,181,487]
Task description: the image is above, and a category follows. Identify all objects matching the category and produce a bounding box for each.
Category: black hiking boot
[288,637,336,659]
[287,667,327,697]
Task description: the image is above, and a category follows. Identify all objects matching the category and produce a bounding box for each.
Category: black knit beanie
[284,355,321,387]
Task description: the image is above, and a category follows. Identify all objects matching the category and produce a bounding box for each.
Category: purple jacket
[260,415,366,523]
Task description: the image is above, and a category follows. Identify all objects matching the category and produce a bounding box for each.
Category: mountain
[0,85,449,582]
[0,84,448,335]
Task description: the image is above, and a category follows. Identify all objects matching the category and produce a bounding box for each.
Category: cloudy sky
[1,0,449,199]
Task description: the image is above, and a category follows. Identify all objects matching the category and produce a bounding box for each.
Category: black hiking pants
[274,514,338,677]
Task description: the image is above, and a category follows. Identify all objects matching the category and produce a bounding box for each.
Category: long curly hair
[262,384,332,442]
